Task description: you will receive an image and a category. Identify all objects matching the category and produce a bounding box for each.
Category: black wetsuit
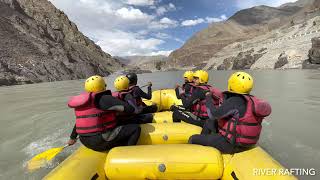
[172,86,210,127]
[70,92,141,152]
[188,92,249,154]
[130,85,157,114]
[116,93,153,124]
[175,82,193,99]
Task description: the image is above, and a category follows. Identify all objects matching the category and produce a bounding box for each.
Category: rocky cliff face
[168,0,320,70]
[0,0,122,86]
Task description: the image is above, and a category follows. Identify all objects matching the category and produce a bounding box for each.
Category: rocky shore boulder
[303,36,320,69]
[274,52,289,69]
[215,49,264,70]
[308,37,320,64]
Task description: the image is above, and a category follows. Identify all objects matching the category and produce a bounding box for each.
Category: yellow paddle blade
[27,146,66,171]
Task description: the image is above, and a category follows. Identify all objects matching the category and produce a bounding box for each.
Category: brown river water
[0,70,319,179]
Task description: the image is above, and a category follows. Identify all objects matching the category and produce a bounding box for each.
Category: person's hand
[67,138,77,146]
[175,83,180,89]
[205,91,212,96]
[148,82,152,87]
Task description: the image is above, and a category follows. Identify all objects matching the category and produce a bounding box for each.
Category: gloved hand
[148,82,152,87]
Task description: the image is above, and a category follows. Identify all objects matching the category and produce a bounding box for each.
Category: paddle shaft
[140,84,150,88]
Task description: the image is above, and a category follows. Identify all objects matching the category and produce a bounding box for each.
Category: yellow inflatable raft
[143,89,182,112]
[44,89,297,180]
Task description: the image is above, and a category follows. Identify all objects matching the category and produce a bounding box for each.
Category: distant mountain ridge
[166,0,319,70]
[118,55,168,66]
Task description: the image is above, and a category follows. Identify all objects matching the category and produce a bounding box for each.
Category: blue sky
[49,0,296,56]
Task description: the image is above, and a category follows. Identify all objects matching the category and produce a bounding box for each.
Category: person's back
[126,73,157,114]
[129,85,151,105]
[175,71,195,99]
[189,72,272,154]
[113,75,154,124]
[113,76,139,111]
[67,75,141,152]
[172,70,223,127]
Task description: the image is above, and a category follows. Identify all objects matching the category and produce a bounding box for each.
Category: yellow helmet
[193,70,209,84]
[228,72,253,94]
[84,75,106,93]
[114,76,129,91]
[183,71,194,82]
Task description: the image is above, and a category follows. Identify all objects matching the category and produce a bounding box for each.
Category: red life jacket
[68,92,117,135]
[218,95,271,146]
[112,91,131,101]
[191,85,223,118]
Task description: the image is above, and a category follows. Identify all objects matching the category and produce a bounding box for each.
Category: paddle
[140,83,150,88]
[27,144,69,171]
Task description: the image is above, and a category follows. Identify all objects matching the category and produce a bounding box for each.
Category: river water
[0,70,319,180]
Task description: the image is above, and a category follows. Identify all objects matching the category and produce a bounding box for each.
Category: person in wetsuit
[67,75,141,152]
[188,72,272,154]
[175,71,194,99]
[112,75,153,124]
[171,70,223,127]
[126,73,158,114]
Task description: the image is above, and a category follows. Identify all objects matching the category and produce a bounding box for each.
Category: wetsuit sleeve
[70,124,78,139]
[123,93,132,102]
[184,84,191,94]
[181,88,206,109]
[96,95,135,114]
[181,95,198,109]
[133,87,152,100]
[124,94,142,114]
[205,95,246,120]
[175,87,181,99]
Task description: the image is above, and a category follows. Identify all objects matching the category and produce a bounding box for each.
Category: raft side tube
[44,123,201,180]
[105,144,224,180]
[44,146,108,180]
[221,147,297,180]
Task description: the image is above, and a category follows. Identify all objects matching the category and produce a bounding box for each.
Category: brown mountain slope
[203,0,320,71]
[0,0,122,86]
[167,2,308,68]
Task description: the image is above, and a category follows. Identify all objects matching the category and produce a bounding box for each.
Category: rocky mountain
[280,0,315,7]
[117,55,167,66]
[118,55,168,72]
[167,0,320,70]
[114,55,169,74]
[0,0,123,86]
